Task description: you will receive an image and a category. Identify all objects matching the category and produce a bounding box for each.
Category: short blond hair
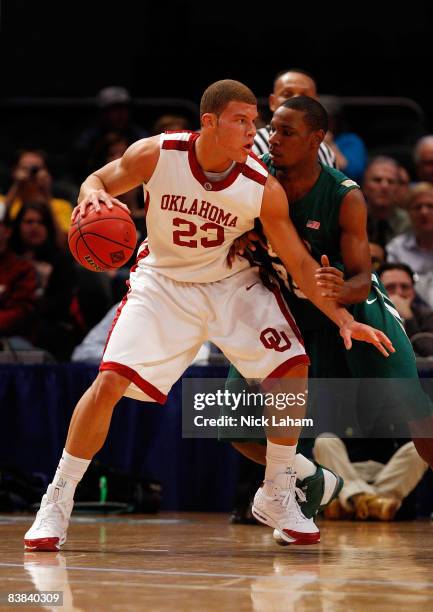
[405,182,433,209]
[200,79,256,118]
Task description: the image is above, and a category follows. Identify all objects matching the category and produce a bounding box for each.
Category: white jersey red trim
[140,131,268,283]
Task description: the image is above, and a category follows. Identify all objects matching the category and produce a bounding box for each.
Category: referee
[254,68,336,168]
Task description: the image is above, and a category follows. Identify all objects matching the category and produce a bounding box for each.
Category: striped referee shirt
[253,126,336,168]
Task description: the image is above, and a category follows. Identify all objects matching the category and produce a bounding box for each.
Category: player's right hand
[227,230,265,268]
[315,254,345,299]
[72,189,130,222]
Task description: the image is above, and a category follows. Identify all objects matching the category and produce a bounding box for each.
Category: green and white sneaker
[252,468,320,545]
[273,464,343,546]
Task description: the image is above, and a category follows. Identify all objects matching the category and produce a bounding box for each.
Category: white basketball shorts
[100,265,309,403]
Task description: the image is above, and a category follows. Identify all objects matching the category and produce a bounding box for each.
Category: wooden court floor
[0,512,433,611]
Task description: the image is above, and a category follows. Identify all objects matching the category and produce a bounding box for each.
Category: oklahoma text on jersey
[160,194,239,228]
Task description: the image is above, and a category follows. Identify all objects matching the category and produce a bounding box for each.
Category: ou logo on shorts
[260,328,292,352]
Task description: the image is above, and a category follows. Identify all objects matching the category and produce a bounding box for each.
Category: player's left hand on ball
[339,321,395,357]
[315,254,345,299]
[227,231,263,268]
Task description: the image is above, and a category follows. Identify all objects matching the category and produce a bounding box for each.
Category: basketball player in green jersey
[224,96,433,533]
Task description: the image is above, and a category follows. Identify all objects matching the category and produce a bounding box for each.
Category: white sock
[294,454,317,480]
[265,441,297,482]
[47,449,91,502]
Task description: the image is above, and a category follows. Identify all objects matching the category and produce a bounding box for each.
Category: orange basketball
[68,206,137,272]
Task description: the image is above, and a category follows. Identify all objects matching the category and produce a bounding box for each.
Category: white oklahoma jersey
[101,130,309,403]
[139,131,267,282]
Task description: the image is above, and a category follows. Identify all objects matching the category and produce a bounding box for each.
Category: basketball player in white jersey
[24,80,393,550]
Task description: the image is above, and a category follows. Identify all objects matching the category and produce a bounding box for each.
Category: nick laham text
[193,416,314,427]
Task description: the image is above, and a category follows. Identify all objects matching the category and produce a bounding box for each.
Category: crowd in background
[1,82,433,363]
[0,86,194,362]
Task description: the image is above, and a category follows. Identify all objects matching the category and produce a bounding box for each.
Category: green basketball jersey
[257,156,359,331]
[257,155,417,379]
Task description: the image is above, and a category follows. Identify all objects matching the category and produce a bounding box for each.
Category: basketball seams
[69,210,137,272]
[77,215,135,230]
[75,234,103,272]
[77,221,111,268]
[77,231,135,251]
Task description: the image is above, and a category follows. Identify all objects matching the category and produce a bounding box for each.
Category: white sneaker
[24,485,74,551]
[273,463,342,546]
[252,469,320,545]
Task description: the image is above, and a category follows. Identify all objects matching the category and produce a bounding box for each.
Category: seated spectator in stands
[378,262,433,357]
[396,164,411,208]
[73,86,148,181]
[369,242,386,271]
[414,273,433,312]
[364,156,410,247]
[0,150,72,245]
[0,203,37,348]
[152,114,192,134]
[9,201,78,361]
[323,97,368,182]
[386,182,433,276]
[414,135,433,184]
[315,436,427,521]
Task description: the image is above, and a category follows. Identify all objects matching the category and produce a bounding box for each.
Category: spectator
[322,96,368,182]
[315,436,428,521]
[414,135,433,184]
[414,273,433,312]
[253,68,336,167]
[9,201,78,361]
[396,164,411,208]
[378,262,433,357]
[0,203,37,347]
[386,182,433,276]
[0,150,73,244]
[364,156,411,247]
[152,114,191,134]
[73,86,148,181]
